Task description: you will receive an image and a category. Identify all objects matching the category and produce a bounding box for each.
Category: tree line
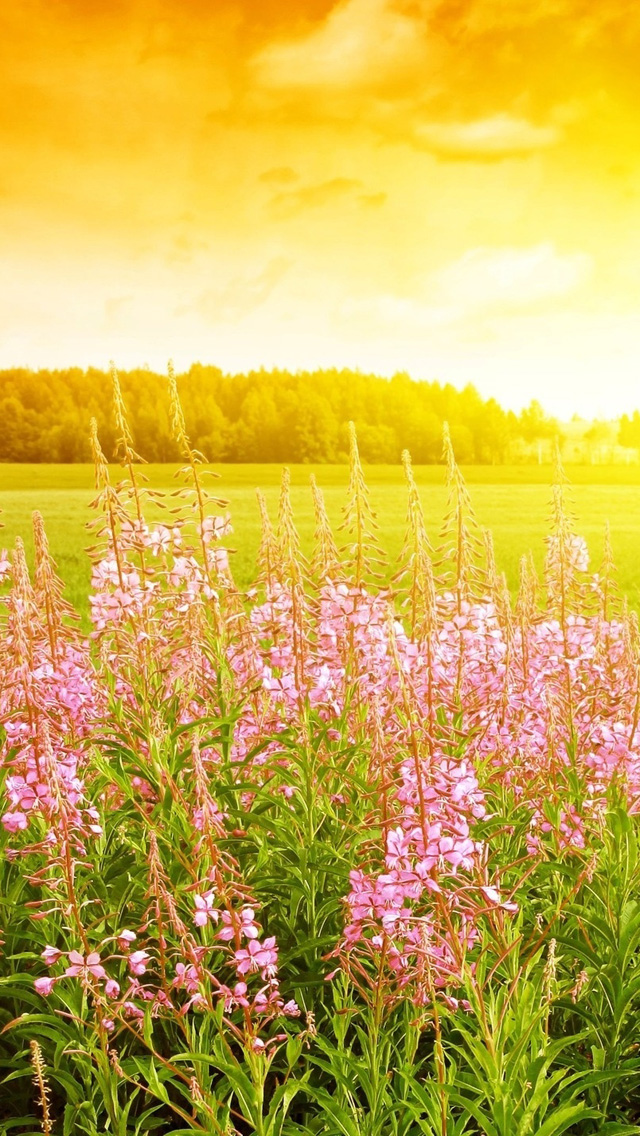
[0,364,571,464]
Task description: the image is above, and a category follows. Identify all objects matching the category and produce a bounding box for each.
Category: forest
[0,365,565,464]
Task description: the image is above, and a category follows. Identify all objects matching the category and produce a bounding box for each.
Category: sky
[1,0,640,418]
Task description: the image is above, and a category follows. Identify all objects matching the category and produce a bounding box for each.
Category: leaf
[304,1087,361,1136]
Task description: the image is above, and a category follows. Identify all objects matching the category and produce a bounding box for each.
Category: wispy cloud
[178,257,292,323]
[167,233,210,264]
[252,0,426,92]
[259,166,299,186]
[411,114,562,161]
[104,295,134,330]
[358,192,387,209]
[433,243,592,309]
[268,177,362,218]
[338,243,592,330]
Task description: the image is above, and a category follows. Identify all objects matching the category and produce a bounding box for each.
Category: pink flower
[229,981,250,1008]
[34,976,55,997]
[105,979,120,998]
[479,886,518,913]
[0,549,10,582]
[173,963,200,993]
[235,937,278,979]
[128,950,150,976]
[199,514,232,544]
[116,929,136,950]
[240,908,260,939]
[194,890,217,927]
[218,907,260,942]
[1,811,28,833]
[41,945,62,966]
[123,1001,145,1020]
[65,951,107,981]
[386,827,410,868]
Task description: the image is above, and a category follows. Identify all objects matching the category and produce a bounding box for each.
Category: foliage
[0,365,553,465]
[619,411,640,454]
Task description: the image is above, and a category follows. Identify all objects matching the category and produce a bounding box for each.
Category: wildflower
[34,976,56,997]
[173,963,200,993]
[543,938,558,1004]
[128,950,150,976]
[199,515,232,544]
[571,968,589,1003]
[190,1076,205,1103]
[1,811,28,833]
[218,907,260,941]
[0,549,10,582]
[235,937,278,979]
[65,951,107,982]
[479,886,518,912]
[123,1001,145,1020]
[193,890,217,927]
[41,945,62,966]
[30,1040,52,1136]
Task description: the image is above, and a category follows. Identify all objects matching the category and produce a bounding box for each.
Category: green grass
[2,463,640,620]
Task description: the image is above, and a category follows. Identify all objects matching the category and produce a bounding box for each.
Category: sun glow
[1,0,639,415]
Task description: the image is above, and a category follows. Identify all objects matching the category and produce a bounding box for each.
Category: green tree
[619,411,640,452]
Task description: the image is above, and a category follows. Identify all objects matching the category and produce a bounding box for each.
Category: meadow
[4,395,640,1135]
[3,461,640,620]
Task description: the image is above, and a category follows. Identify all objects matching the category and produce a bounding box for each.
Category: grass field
[2,462,640,620]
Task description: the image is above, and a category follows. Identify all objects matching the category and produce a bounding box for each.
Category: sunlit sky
[2,0,640,418]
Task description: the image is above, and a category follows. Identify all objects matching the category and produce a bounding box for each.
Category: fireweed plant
[1,371,640,1134]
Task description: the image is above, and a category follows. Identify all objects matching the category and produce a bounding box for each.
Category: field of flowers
[2,366,640,1135]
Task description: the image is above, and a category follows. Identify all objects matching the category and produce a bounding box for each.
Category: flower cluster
[3,392,639,1051]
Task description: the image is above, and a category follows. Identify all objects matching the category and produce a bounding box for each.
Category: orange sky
[2,0,640,416]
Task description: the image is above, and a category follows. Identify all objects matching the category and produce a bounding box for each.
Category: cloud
[259,166,299,185]
[252,0,426,92]
[179,257,292,323]
[433,243,593,309]
[248,2,573,154]
[439,0,640,39]
[104,294,133,329]
[268,177,362,217]
[412,114,561,160]
[167,233,210,264]
[339,294,450,329]
[338,242,593,332]
[358,192,387,208]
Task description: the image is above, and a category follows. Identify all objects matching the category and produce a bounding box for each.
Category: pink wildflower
[235,937,278,979]
[1,811,28,833]
[41,945,62,966]
[65,951,107,981]
[34,976,55,997]
[193,890,217,927]
[128,950,150,976]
